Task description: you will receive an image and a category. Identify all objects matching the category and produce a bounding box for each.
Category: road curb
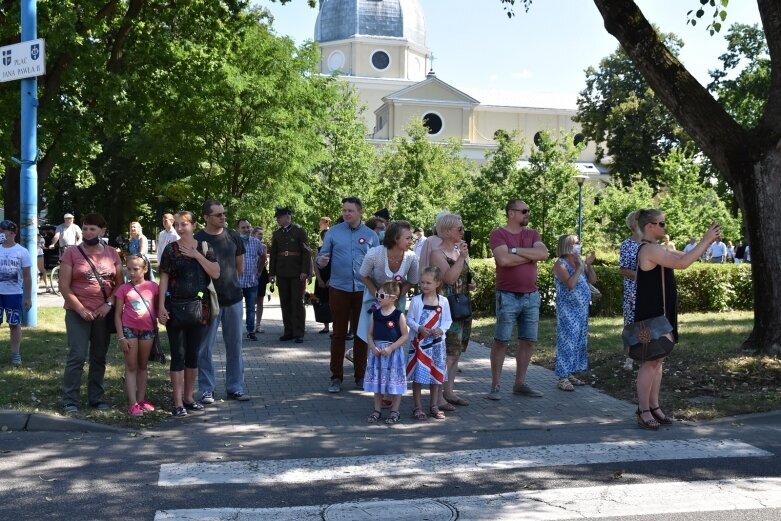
[0,410,129,433]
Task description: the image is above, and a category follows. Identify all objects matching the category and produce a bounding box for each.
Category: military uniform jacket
[269,224,311,278]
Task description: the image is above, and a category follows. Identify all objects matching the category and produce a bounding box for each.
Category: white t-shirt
[55,223,81,247]
[710,241,727,258]
[0,244,32,294]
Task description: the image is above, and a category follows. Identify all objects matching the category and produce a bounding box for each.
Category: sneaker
[328,379,341,393]
[512,383,544,397]
[128,403,144,417]
[183,401,205,410]
[227,391,250,401]
[10,352,21,366]
[485,385,501,400]
[91,402,111,411]
[247,332,258,341]
[200,391,215,404]
[138,401,156,412]
[172,406,187,417]
[345,348,354,363]
[63,404,78,415]
[622,358,634,371]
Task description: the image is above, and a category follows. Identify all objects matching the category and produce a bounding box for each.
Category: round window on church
[371,50,391,71]
[327,51,345,72]
[423,112,443,135]
[574,133,585,146]
[534,131,543,148]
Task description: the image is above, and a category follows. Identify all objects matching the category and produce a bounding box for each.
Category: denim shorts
[494,290,540,343]
[0,293,23,326]
[122,327,156,340]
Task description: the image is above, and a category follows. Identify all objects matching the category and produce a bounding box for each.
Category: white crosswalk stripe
[155,438,776,520]
[155,477,781,521]
[158,438,768,486]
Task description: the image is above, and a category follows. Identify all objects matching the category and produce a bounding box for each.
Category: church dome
[315,0,426,47]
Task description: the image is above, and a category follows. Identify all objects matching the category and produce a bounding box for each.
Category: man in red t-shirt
[486,199,549,400]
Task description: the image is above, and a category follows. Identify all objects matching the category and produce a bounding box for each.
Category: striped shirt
[238,236,263,288]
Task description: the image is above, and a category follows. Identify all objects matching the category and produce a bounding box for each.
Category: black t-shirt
[159,242,217,300]
[195,228,245,306]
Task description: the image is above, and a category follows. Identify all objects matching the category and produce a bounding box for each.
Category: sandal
[636,408,660,430]
[367,410,382,423]
[384,411,400,425]
[568,375,586,386]
[437,402,456,412]
[430,406,446,420]
[381,399,393,409]
[557,377,575,392]
[411,407,427,420]
[445,396,470,406]
[650,406,674,425]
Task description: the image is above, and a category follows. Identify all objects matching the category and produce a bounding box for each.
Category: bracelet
[118,337,126,341]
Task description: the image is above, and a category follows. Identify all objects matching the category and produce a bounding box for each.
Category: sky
[255,0,762,109]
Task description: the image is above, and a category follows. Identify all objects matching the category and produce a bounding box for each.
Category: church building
[313,0,606,180]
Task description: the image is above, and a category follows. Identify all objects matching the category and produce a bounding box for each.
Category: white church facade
[313,0,607,180]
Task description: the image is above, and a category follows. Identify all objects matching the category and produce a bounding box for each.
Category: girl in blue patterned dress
[364,280,409,424]
[406,267,452,420]
[553,234,596,391]
[618,211,642,371]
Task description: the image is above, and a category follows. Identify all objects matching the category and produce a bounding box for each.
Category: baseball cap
[64,213,74,219]
[0,220,18,232]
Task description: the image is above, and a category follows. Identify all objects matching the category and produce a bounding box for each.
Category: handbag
[447,292,472,321]
[77,246,116,334]
[130,282,166,364]
[589,282,602,301]
[622,266,674,362]
[168,297,204,327]
[201,241,220,321]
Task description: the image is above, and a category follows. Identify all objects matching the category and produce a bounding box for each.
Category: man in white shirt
[49,213,82,255]
[709,239,727,263]
[682,237,697,254]
[0,220,32,366]
[413,226,427,259]
[156,213,179,261]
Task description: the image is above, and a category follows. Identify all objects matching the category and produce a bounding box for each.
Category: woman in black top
[633,209,719,429]
[158,211,220,417]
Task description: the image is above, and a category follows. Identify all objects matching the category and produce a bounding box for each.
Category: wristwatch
[105,301,114,308]
[510,247,518,255]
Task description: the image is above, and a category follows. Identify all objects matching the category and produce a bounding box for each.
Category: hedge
[469,258,753,317]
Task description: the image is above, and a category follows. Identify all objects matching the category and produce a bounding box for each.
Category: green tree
[460,130,524,257]
[583,178,655,249]
[375,120,473,230]
[575,36,691,186]
[519,131,583,249]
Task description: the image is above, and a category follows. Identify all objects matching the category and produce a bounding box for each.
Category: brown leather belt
[279,251,301,257]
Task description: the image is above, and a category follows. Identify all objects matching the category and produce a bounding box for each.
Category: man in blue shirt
[317,196,378,393]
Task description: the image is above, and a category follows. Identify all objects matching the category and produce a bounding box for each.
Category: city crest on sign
[2,50,10,66]
[30,43,39,60]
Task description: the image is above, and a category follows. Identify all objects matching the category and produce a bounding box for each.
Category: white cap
[64,213,74,218]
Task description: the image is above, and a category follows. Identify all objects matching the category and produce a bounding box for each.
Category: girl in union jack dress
[406,267,452,420]
[364,280,409,425]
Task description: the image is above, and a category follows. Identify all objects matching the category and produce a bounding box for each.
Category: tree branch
[591,0,750,182]
[756,0,781,134]
[107,0,146,73]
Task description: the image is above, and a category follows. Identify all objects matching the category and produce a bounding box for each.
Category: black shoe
[247,332,258,341]
[183,401,205,411]
[228,391,250,401]
[172,406,187,417]
[279,335,294,341]
[294,337,304,343]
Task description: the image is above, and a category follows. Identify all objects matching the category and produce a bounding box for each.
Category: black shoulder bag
[622,266,675,361]
[130,281,166,364]
[77,246,117,334]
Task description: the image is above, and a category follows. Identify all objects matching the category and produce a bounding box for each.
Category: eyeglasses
[509,208,530,214]
[651,221,666,227]
[375,291,394,300]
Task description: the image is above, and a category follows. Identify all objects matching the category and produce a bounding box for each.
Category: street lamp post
[576,174,588,242]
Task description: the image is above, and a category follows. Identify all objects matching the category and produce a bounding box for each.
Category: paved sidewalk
[182,297,634,435]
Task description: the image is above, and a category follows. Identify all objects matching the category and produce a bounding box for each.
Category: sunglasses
[375,291,395,300]
[651,221,666,227]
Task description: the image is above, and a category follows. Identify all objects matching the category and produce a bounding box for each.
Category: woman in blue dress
[553,234,596,391]
[618,211,642,371]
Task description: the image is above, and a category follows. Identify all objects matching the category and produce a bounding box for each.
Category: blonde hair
[556,234,578,257]
[436,214,462,238]
[129,221,143,237]
[625,211,639,233]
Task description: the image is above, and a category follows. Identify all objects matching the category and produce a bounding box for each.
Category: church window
[573,133,585,146]
[371,50,391,70]
[534,131,543,148]
[423,113,443,135]
[327,51,345,72]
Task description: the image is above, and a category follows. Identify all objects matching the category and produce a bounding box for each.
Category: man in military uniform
[269,207,311,343]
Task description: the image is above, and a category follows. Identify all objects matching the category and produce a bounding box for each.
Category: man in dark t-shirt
[195,199,250,403]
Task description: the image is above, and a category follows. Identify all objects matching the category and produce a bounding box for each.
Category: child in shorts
[0,220,32,366]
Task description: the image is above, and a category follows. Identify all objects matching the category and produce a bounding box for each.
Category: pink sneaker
[128,403,144,417]
[138,400,156,412]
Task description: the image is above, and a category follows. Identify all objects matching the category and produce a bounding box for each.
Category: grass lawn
[0,308,173,428]
[470,311,781,421]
